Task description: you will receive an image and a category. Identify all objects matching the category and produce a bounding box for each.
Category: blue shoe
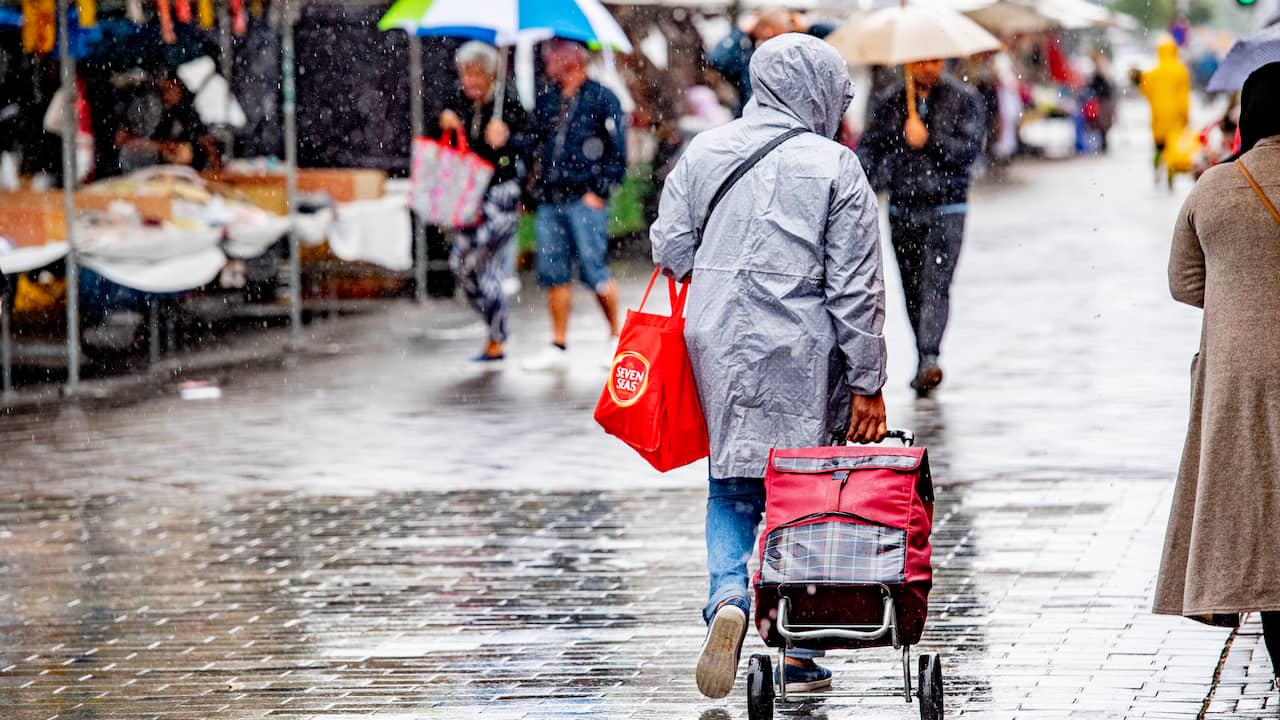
[776,661,833,692]
[471,353,506,364]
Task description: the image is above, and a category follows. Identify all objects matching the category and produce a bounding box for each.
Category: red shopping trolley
[747,429,943,720]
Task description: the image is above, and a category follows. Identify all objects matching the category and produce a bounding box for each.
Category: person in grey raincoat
[651,33,889,700]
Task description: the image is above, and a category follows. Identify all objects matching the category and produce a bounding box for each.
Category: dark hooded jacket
[857,77,985,209]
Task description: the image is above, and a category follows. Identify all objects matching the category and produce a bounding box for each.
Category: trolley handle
[886,428,915,447]
[844,428,915,448]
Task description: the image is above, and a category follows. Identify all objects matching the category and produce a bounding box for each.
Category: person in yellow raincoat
[1133,35,1192,179]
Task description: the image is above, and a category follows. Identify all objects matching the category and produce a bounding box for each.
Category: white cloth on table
[325,196,413,271]
[0,242,69,274]
[81,247,227,294]
[77,223,223,262]
[294,208,334,248]
[224,215,293,259]
[77,222,227,293]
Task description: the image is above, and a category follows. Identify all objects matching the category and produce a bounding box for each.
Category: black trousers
[888,207,966,360]
[1264,611,1280,677]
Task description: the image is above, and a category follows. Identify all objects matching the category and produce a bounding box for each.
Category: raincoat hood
[1157,35,1180,63]
[746,33,854,138]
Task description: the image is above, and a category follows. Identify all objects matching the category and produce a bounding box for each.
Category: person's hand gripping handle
[847,391,889,445]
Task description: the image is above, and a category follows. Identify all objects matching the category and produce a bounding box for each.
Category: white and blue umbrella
[378,0,633,53]
[1208,24,1280,93]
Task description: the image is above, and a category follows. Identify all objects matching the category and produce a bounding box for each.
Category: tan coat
[1155,136,1280,624]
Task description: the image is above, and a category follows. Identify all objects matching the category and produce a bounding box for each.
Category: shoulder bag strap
[1236,160,1280,226]
[695,127,808,248]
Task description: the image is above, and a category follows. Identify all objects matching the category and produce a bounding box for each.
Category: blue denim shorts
[535,199,612,290]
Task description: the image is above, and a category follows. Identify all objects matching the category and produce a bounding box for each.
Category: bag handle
[1236,160,1280,226]
[441,128,471,154]
[695,127,807,249]
[638,268,691,318]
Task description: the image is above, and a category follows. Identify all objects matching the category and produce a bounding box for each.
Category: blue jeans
[534,199,612,291]
[706,476,821,661]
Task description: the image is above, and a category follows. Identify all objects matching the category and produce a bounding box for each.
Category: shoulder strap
[1236,160,1280,226]
[696,127,808,248]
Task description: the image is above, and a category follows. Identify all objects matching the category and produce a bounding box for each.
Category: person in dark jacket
[857,58,984,397]
[429,41,531,363]
[705,8,792,117]
[522,39,627,372]
[115,70,223,174]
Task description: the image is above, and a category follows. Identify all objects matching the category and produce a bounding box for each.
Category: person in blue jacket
[706,8,792,117]
[523,39,628,372]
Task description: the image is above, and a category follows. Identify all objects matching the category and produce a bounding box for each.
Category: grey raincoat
[651,34,888,479]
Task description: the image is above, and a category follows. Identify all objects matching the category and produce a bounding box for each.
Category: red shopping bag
[594,269,710,472]
[409,130,494,229]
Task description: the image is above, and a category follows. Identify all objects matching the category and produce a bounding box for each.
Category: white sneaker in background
[521,345,571,372]
[502,276,522,298]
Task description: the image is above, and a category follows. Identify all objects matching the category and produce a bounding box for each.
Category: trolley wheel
[917,652,944,720]
[746,654,774,720]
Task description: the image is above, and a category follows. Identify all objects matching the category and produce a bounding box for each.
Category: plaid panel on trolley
[761,521,907,585]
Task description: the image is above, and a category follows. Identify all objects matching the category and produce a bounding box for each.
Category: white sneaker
[502,276,521,298]
[696,604,747,699]
[522,345,571,372]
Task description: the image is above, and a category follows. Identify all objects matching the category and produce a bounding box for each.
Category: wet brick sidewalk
[0,480,1236,720]
[1,113,1271,718]
[1204,615,1278,719]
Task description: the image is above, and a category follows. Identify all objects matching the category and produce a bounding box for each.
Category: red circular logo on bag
[608,351,651,407]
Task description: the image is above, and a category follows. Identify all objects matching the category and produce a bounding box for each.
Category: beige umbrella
[957,0,1057,34]
[826,5,1002,66]
[826,5,1000,143]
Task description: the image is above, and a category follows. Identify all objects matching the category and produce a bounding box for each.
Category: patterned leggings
[449,180,522,344]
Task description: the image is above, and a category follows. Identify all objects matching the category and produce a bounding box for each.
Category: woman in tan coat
[1155,62,1280,679]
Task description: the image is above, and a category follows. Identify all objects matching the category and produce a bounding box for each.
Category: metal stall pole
[149,298,161,366]
[2,288,12,395]
[408,33,427,302]
[58,0,82,390]
[218,0,235,161]
[282,0,302,346]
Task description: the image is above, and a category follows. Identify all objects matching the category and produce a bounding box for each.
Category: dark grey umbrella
[1208,23,1280,92]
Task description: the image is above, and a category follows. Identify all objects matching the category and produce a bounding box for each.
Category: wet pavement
[1205,615,1278,719]
[2,112,1274,718]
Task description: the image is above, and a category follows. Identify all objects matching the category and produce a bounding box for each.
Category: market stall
[0,160,417,390]
[0,0,432,391]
